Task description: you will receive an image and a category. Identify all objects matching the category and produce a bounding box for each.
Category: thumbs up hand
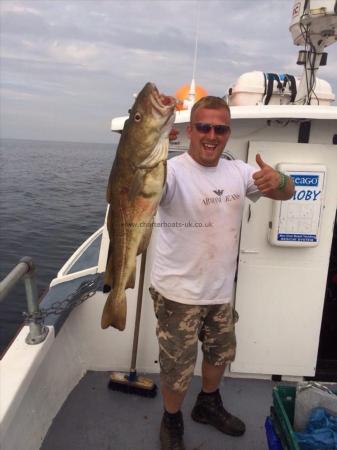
[252,153,281,194]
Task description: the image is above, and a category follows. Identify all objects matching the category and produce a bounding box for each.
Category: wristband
[277,171,288,191]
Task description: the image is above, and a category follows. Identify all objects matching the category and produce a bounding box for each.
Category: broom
[108,250,157,397]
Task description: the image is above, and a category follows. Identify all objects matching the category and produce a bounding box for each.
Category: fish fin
[126,268,136,289]
[101,290,127,331]
[103,284,111,293]
[128,169,146,199]
[137,225,153,255]
[162,160,167,188]
[103,243,114,290]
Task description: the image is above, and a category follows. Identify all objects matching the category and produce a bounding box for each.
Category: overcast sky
[1,0,336,144]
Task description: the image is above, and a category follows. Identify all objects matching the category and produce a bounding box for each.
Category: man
[150,96,294,450]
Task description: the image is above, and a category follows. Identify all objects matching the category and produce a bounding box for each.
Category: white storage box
[227,71,335,106]
[294,382,337,432]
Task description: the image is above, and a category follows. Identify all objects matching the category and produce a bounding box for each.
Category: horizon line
[1,136,117,146]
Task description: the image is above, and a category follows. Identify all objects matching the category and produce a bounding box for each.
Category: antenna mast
[289,0,337,104]
[184,1,201,110]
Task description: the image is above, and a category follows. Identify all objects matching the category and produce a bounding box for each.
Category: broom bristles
[108,371,157,398]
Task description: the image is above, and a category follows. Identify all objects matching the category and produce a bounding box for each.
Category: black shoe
[191,389,246,437]
[160,410,186,450]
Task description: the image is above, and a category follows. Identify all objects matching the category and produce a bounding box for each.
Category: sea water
[0,138,116,354]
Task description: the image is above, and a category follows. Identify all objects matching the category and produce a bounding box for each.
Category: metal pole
[129,251,147,374]
[0,257,48,344]
[295,43,325,104]
[0,261,29,303]
[20,257,49,344]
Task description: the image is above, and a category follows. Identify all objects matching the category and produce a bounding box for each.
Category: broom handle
[130,250,147,372]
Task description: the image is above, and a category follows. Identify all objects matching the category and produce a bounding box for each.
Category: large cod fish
[101,83,176,331]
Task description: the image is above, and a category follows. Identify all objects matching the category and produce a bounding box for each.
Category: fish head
[122,82,176,162]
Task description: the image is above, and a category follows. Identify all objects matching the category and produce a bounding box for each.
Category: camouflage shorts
[149,286,238,393]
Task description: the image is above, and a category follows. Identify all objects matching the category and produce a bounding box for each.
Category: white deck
[40,372,278,450]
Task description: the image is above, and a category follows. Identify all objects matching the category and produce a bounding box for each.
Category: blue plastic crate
[265,416,283,450]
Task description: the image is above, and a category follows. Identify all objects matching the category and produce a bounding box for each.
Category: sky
[1,0,336,144]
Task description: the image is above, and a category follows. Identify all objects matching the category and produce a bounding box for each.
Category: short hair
[190,96,230,121]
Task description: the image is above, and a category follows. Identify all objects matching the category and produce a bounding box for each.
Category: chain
[23,274,101,324]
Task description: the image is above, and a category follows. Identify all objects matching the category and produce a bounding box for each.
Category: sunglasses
[194,122,230,136]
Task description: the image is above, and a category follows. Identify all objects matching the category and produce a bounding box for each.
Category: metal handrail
[0,257,49,345]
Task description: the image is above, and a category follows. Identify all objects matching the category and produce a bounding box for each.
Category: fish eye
[134,112,142,122]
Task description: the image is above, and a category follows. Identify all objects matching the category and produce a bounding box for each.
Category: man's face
[187,107,231,167]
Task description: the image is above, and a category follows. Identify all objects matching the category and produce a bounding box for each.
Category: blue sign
[290,174,319,187]
[278,234,317,242]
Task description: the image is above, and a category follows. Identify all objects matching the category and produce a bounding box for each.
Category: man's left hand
[252,153,294,200]
[253,153,281,194]
[169,127,179,142]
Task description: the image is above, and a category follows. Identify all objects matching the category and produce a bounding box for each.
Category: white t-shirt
[150,152,260,305]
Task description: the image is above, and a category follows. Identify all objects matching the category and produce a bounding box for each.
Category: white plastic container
[294,382,337,431]
[227,71,335,106]
[290,0,337,47]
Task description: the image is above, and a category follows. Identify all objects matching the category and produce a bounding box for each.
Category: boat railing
[0,257,49,345]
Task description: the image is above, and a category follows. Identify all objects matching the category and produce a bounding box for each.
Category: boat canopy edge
[111,105,337,131]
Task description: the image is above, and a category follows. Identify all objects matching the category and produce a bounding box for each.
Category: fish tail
[101,290,127,331]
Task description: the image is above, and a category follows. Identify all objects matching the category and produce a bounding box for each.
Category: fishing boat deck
[41,371,277,450]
